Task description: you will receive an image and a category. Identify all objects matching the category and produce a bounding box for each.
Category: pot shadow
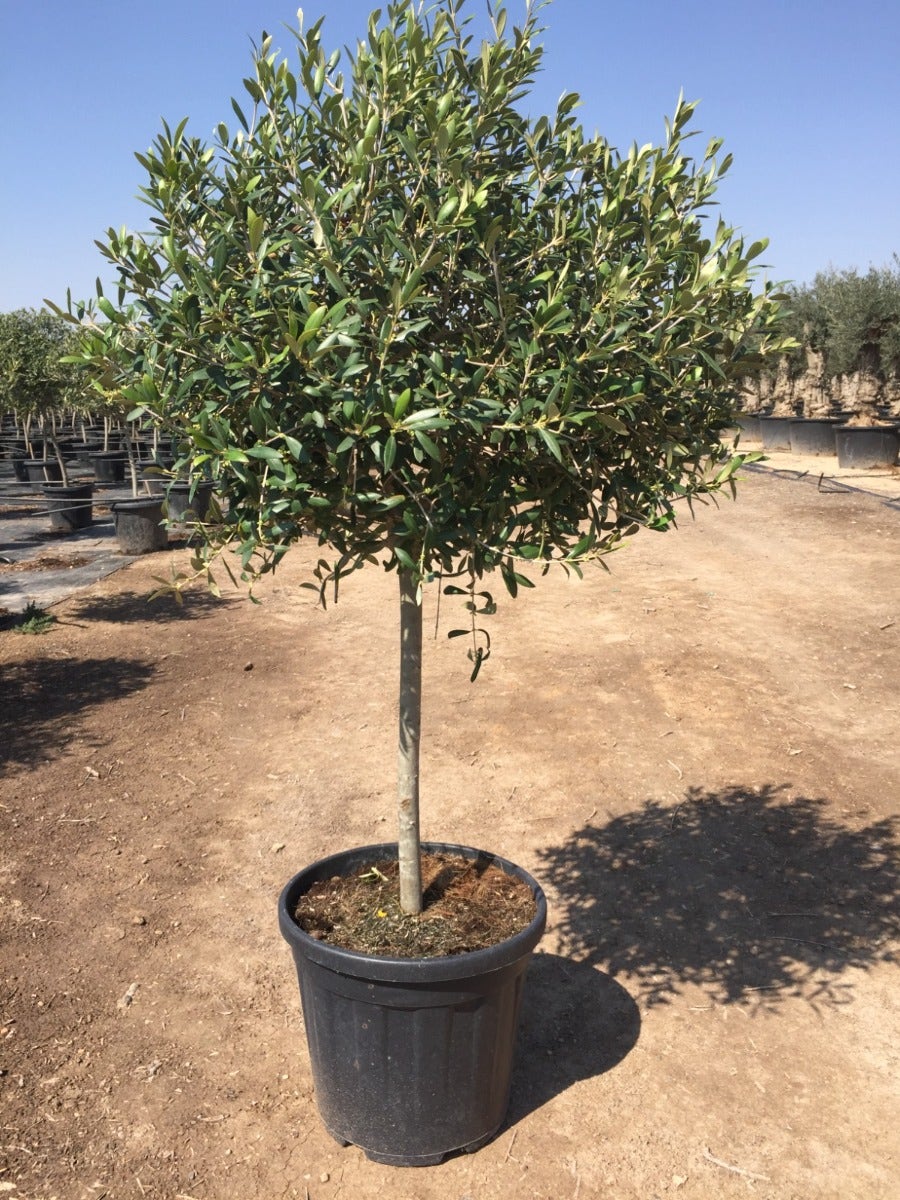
[537,783,900,1012]
[0,656,157,771]
[507,952,640,1126]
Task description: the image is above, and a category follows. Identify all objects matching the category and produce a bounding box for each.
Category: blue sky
[1,0,897,312]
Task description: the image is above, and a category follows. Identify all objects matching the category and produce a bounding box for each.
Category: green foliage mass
[64,0,789,599]
[0,308,86,419]
[780,259,900,380]
[11,602,57,635]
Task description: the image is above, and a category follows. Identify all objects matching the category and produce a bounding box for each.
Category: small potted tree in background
[774,263,900,465]
[0,308,95,531]
[62,0,790,1166]
[68,323,171,554]
[813,264,900,467]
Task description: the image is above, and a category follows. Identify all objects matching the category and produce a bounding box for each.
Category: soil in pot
[279,842,547,1167]
[111,497,168,554]
[43,483,94,533]
[293,849,536,957]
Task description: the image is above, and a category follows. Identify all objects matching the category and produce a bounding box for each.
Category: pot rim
[834,421,900,432]
[41,482,94,495]
[787,416,843,425]
[279,840,547,983]
[111,496,166,512]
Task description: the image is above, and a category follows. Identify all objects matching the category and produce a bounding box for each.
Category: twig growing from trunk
[398,570,423,914]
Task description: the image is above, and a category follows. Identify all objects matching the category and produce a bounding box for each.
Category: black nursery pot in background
[758,415,793,451]
[834,424,900,469]
[278,842,547,1167]
[43,483,94,533]
[91,450,128,484]
[111,497,168,554]
[788,418,840,456]
[165,479,216,523]
[24,458,63,485]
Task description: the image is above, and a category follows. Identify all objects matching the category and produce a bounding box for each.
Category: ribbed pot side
[278,842,547,1167]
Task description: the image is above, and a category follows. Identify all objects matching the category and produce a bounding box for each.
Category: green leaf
[303,305,328,335]
[413,430,441,461]
[393,388,412,420]
[246,444,283,469]
[247,207,264,254]
[537,426,563,462]
[394,546,417,571]
[230,97,250,131]
[401,407,443,428]
[436,194,459,224]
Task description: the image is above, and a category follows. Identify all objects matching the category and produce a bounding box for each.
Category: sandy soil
[1,466,898,1200]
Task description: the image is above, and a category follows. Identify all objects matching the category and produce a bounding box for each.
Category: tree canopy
[0,308,85,421]
[56,0,794,913]
[780,260,900,380]
[64,0,788,610]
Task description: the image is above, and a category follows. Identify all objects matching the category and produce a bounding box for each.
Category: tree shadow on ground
[537,784,899,1011]
[68,588,236,625]
[0,656,157,771]
[507,952,640,1127]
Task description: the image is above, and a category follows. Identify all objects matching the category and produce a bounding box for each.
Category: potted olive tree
[63,0,790,1166]
[777,265,900,465]
[0,308,95,530]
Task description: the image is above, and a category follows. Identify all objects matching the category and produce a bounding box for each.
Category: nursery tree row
[778,259,900,381]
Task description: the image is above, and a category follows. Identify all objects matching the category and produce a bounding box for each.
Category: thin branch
[702,1147,770,1183]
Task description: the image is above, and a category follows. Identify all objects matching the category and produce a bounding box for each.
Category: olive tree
[783,261,900,380]
[0,308,87,476]
[65,0,789,912]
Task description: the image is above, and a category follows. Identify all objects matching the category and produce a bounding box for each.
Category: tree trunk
[397,570,423,914]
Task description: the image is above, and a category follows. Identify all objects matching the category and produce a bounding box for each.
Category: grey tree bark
[397,570,423,914]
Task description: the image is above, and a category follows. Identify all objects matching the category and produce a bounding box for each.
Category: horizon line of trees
[5,258,900,412]
[777,257,900,382]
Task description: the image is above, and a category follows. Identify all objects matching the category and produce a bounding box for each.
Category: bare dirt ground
[1,465,898,1200]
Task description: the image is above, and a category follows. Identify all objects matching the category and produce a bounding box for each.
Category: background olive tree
[779,259,900,380]
[63,0,790,913]
[0,308,87,477]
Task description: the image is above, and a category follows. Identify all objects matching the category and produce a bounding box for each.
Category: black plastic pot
[91,450,128,484]
[165,479,216,523]
[788,418,840,456]
[734,413,762,442]
[23,458,63,485]
[279,842,547,1167]
[72,440,105,468]
[43,483,94,533]
[139,466,168,496]
[834,424,900,469]
[758,415,794,451]
[11,451,28,482]
[111,497,168,554]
